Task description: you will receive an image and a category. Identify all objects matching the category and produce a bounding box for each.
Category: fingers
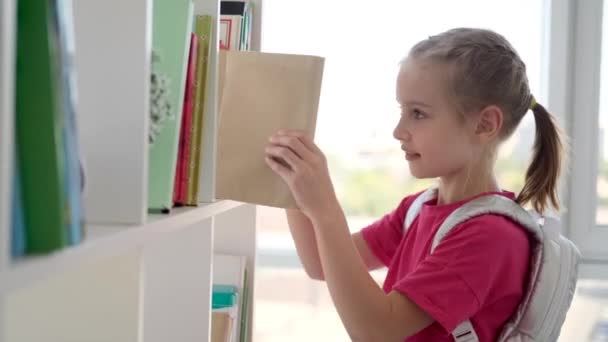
[265,144,302,172]
[269,133,314,162]
[273,129,323,156]
[265,155,292,180]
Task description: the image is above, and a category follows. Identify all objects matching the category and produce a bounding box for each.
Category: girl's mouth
[405,152,421,161]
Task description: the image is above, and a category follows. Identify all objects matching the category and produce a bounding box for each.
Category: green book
[15,0,67,253]
[239,268,250,342]
[186,15,213,205]
[148,0,194,212]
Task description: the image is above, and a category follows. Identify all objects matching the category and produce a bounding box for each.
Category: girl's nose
[393,117,411,142]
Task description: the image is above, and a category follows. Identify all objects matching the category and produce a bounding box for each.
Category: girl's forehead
[396,58,451,105]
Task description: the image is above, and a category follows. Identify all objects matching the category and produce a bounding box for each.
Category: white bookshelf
[0,0,263,341]
[0,0,17,278]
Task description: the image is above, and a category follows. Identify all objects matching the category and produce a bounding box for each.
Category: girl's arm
[286,208,324,280]
[311,202,433,341]
[286,208,384,281]
[266,130,434,341]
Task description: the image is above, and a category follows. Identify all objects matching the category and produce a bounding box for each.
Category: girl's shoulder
[391,189,428,220]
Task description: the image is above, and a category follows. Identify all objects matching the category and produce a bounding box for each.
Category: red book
[173,32,199,205]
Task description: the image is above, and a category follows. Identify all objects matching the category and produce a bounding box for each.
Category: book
[211,311,235,342]
[215,51,325,208]
[186,15,213,206]
[213,254,248,342]
[54,0,85,245]
[16,0,68,253]
[211,284,239,342]
[148,0,194,213]
[212,284,238,309]
[173,32,198,206]
[241,2,253,51]
[239,268,250,342]
[11,160,26,259]
[219,15,241,51]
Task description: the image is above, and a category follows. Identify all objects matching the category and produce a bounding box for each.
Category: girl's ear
[474,105,504,142]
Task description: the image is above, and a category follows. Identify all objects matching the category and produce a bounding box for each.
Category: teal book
[212,284,238,309]
[15,0,67,253]
[148,0,194,212]
[11,159,26,259]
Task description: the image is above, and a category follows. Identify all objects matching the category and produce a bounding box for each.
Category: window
[254,1,608,341]
[599,0,608,227]
[567,0,608,260]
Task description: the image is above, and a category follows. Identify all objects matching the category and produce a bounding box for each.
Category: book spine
[187,15,212,205]
[16,0,67,253]
[174,32,198,205]
[11,160,26,258]
[55,0,85,245]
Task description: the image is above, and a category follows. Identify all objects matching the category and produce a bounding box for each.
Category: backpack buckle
[453,320,479,342]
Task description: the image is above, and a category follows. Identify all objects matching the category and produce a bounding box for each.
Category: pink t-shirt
[361,190,530,342]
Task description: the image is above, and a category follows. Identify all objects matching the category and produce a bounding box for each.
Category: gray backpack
[403,189,581,342]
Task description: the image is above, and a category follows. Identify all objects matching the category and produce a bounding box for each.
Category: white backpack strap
[453,320,479,342]
[430,194,543,341]
[431,194,542,252]
[403,188,437,233]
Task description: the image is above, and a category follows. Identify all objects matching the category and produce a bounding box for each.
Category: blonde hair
[408,28,565,213]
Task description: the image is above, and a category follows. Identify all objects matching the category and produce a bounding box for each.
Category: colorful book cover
[219,16,241,51]
[173,32,198,206]
[16,0,67,253]
[148,0,194,212]
[54,0,85,245]
[186,15,213,206]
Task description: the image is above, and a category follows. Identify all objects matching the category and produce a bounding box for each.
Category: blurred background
[253,1,608,340]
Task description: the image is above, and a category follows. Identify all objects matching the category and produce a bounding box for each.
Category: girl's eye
[412,109,426,119]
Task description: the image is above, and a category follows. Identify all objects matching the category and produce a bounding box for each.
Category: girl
[264,28,564,342]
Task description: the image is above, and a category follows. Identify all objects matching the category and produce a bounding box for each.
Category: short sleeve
[360,195,418,266]
[392,215,530,334]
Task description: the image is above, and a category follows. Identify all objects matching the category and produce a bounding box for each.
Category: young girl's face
[394,57,478,179]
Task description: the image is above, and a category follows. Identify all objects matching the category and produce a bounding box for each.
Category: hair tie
[529,96,537,111]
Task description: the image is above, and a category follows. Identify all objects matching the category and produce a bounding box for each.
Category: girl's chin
[408,163,439,179]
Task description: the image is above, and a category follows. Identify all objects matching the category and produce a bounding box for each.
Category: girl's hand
[264,129,340,221]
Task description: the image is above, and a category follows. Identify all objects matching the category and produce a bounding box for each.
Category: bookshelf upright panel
[0,0,16,273]
[142,218,215,342]
[72,0,152,225]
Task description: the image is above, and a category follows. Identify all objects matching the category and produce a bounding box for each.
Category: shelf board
[1,200,244,294]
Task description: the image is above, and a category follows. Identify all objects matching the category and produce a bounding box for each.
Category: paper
[216,50,325,208]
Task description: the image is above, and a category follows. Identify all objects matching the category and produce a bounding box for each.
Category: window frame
[555,0,608,261]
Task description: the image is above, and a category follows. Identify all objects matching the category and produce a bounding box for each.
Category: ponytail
[516,101,564,213]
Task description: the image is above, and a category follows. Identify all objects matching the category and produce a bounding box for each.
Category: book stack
[13,0,85,258]
[148,0,255,214]
[211,284,238,342]
[11,0,267,261]
[220,0,253,51]
[212,254,251,342]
